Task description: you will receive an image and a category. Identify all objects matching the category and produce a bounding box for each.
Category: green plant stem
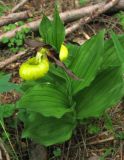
[0,120,19,160]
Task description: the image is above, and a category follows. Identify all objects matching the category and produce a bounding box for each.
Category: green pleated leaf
[52,7,65,51]
[0,72,20,93]
[39,7,65,52]
[39,15,53,44]
[21,112,76,146]
[76,67,123,119]
[69,31,104,95]
[101,39,120,70]
[101,34,124,70]
[111,31,124,64]
[17,83,73,118]
[65,43,80,67]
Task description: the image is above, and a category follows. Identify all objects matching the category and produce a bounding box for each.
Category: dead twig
[87,136,114,145]
[82,31,90,40]
[12,0,28,13]
[65,140,71,160]
[0,50,28,69]
[87,131,109,141]
[0,11,32,27]
[66,0,120,35]
[120,141,124,160]
[0,137,10,160]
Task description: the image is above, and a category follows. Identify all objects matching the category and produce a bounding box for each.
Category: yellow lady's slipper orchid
[59,44,68,62]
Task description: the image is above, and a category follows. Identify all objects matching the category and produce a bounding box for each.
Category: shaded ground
[0,0,124,160]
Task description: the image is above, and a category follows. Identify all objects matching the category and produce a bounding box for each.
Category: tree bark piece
[0,11,32,27]
[66,0,119,35]
[12,0,28,13]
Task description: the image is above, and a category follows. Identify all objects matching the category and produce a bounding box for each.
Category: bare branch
[66,0,119,35]
[0,11,32,27]
[12,0,28,13]
[0,137,10,160]
[0,50,28,69]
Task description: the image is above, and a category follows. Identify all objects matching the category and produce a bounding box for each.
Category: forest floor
[0,0,124,160]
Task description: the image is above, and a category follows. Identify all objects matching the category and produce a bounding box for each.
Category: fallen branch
[66,0,119,35]
[0,50,28,69]
[12,0,28,13]
[0,11,32,27]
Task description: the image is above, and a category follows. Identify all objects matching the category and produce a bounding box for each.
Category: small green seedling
[1,22,30,53]
[88,124,100,134]
[53,147,61,157]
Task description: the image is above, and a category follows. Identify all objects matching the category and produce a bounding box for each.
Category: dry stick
[86,131,109,141]
[0,11,32,27]
[120,141,124,160]
[0,50,28,69]
[0,150,2,160]
[66,140,72,160]
[0,137,10,160]
[12,0,28,13]
[66,0,120,35]
[87,136,114,145]
[82,31,90,40]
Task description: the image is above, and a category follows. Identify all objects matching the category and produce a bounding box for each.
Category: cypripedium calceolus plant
[15,7,124,147]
